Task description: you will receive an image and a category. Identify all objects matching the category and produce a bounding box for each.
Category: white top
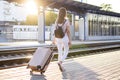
[55,19,70,33]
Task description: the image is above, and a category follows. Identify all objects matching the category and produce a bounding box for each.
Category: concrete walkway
[0,50,120,80]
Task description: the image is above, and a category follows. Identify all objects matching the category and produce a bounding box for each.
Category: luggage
[27,46,54,75]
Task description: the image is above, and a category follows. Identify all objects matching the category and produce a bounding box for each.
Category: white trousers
[56,34,69,62]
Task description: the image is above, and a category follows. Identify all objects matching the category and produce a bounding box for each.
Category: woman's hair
[56,7,67,24]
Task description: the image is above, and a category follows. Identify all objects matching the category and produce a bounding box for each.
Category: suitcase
[27,46,54,75]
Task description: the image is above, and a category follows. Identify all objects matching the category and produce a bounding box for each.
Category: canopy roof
[5,0,120,17]
[5,0,101,13]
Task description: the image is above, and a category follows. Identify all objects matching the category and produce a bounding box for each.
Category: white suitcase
[27,47,54,75]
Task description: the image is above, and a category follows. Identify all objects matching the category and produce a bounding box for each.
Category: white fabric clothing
[56,33,69,62]
[54,19,70,62]
[54,19,70,33]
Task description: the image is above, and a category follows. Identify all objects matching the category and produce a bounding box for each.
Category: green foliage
[21,11,72,26]
[70,44,87,50]
[21,14,38,25]
[26,15,38,25]
[45,11,72,26]
[67,13,72,22]
[45,11,57,26]
[100,3,112,11]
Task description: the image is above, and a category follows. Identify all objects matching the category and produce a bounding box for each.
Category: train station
[0,0,120,80]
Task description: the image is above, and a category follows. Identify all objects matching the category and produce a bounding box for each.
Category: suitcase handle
[50,44,56,52]
[44,44,56,52]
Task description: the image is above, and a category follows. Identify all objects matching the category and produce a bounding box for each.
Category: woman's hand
[52,41,55,44]
[52,37,56,44]
[52,39,56,44]
[68,41,72,47]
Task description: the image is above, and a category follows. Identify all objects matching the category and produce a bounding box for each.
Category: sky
[75,0,120,13]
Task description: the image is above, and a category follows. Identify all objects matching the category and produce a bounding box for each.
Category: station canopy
[4,0,100,13]
[4,0,120,17]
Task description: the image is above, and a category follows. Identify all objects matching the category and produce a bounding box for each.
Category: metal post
[37,7,45,42]
[84,13,88,41]
[71,13,75,40]
[79,16,85,41]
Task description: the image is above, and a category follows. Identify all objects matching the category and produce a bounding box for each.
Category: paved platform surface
[0,50,120,80]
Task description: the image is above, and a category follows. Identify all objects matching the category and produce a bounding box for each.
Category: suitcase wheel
[41,72,43,75]
[40,71,45,75]
[26,64,29,69]
[30,70,33,75]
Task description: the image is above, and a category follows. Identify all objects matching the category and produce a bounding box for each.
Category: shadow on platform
[30,60,100,80]
[61,60,99,80]
[30,74,47,80]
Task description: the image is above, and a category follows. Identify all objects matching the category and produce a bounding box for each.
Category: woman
[53,7,71,72]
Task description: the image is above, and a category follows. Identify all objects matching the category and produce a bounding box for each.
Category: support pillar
[37,7,45,42]
[79,17,85,41]
[71,13,75,40]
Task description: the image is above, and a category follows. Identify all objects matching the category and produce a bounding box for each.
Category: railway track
[0,42,120,70]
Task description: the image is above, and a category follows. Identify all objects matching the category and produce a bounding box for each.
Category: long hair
[56,7,67,24]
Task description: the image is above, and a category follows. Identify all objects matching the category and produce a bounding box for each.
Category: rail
[0,43,119,69]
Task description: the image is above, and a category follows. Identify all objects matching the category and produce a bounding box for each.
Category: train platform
[0,40,120,51]
[0,50,120,80]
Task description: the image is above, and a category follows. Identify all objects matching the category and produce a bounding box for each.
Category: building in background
[0,1,26,22]
[0,1,27,42]
[0,0,120,42]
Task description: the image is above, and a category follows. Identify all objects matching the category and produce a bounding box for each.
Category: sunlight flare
[24,0,38,15]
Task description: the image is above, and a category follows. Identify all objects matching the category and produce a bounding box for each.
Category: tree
[45,11,72,26]
[21,15,38,25]
[21,11,72,26]
[67,13,72,22]
[45,11,57,26]
[100,3,112,11]
[21,11,57,26]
